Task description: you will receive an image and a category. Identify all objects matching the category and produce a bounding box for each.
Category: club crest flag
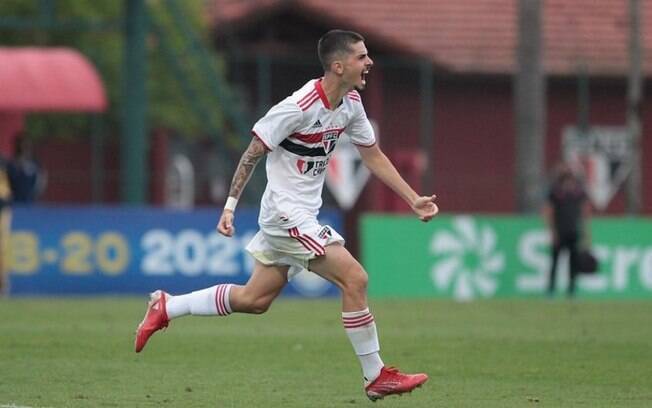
[326,135,371,209]
[562,126,633,210]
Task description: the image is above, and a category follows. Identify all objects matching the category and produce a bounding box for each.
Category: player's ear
[332,60,344,75]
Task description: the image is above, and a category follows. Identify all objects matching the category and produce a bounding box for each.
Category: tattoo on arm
[228,137,267,199]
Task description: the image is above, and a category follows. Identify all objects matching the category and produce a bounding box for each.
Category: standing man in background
[0,153,12,295]
[543,162,591,297]
[8,135,46,205]
[136,29,438,401]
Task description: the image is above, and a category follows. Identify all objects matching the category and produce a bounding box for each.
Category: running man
[136,29,438,401]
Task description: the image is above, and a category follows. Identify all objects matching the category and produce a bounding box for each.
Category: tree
[0,0,228,141]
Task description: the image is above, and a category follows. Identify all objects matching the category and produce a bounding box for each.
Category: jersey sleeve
[346,103,376,147]
[252,100,303,150]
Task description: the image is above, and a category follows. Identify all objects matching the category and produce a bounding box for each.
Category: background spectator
[8,135,46,205]
[543,162,592,297]
[0,154,12,295]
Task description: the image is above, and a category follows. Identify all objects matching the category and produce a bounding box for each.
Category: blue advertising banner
[9,206,342,297]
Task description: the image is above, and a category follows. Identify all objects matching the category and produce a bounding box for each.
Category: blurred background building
[1,1,650,212]
[1,1,651,249]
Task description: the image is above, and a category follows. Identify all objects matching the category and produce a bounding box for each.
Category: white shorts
[245,218,345,280]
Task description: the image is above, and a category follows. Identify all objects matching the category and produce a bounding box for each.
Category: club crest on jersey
[322,131,338,154]
[318,226,332,240]
[296,159,315,175]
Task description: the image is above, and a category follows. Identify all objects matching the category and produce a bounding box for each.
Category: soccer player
[136,29,438,401]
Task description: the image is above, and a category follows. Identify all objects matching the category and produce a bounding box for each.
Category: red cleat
[135,290,169,353]
[365,366,428,401]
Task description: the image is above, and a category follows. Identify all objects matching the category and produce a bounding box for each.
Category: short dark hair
[318,29,365,71]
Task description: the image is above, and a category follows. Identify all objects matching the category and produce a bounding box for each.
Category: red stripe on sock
[220,284,230,316]
[223,284,231,314]
[216,285,225,315]
[343,315,374,328]
[342,313,372,324]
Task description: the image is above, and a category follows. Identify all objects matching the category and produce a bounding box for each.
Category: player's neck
[320,75,349,110]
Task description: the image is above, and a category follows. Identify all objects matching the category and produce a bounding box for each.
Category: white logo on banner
[326,136,371,209]
[562,126,632,210]
[429,217,505,301]
[325,121,378,209]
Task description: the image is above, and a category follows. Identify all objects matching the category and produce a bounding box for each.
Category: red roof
[210,0,652,76]
[0,47,107,112]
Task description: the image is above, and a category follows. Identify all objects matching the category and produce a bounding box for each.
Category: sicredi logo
[429,217,505,301]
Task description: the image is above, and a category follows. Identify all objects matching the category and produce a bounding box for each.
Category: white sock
[166,284,233,319]
[342,308,384,383]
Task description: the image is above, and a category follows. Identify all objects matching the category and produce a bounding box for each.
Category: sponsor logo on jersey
[311,119,322,128]
[322,131,338,154]
[296,159,315,175]
[296,158,329,176]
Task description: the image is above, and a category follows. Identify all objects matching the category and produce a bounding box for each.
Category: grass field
[1,298,651,407]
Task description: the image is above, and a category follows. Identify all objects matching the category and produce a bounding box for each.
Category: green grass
[0,298,651,407]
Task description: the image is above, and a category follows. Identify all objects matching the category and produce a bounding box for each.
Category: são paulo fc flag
[562,126,633,210]
[326,135,371,210]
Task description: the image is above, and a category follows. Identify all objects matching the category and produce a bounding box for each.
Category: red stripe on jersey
[299,94,320,111]
[289,128,345,144]
[289,132,323,144]
[347,92,361,102]
[315,79,331,109]
[297,89,318,106]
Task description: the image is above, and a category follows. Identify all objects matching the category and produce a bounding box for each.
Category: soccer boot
[135,290,169,352]
[365,366,428,401]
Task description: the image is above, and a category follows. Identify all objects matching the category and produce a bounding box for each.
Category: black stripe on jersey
[280,139,326,157]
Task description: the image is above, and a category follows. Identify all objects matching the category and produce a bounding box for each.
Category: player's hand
[217,210,235,237]
[412,194,438,222]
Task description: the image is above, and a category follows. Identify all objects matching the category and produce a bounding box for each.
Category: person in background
[0,154,12,295]
[543,162,591,297]
[8,135,46,205]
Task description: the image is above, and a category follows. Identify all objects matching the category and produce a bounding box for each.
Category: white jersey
[252,78,376,229]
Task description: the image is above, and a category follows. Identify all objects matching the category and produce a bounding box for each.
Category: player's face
[342,41,373,90]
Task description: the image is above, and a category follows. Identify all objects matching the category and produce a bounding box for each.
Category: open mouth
[361,68,370,85]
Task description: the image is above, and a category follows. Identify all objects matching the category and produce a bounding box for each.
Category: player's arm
[357,143,438,222]
[217,137,268,236]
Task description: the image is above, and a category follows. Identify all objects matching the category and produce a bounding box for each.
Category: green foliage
[1,298,651,407]
[0,0,229,141]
